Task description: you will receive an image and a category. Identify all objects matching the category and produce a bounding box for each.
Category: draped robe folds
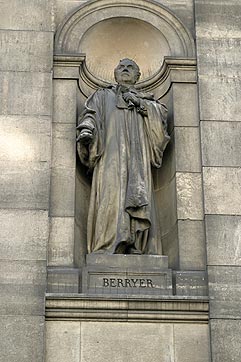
[77,85,170,254]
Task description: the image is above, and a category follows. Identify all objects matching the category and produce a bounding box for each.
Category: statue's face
[114,59,140,85]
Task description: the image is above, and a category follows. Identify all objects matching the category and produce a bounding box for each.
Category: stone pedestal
[82,254,173,296]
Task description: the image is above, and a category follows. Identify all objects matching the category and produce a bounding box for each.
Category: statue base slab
[82,254,173,296]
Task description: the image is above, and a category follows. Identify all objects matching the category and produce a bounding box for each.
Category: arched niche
[51,0,201,275]
[79,17,171,83]
[55,0,194,55]
[55,0,195,88]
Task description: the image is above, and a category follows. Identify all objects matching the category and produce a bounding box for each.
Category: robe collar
[107,84,155,109]
[115,84,138,109]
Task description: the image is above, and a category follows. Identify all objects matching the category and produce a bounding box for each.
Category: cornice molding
[53,55,196,97]
[53,55,197,98]
[46,294,209,323]
[79,56,197,98]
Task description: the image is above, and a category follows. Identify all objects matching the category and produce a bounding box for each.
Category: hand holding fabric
[122,92,140,108]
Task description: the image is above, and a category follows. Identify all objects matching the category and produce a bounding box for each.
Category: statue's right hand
[77,129,94,144]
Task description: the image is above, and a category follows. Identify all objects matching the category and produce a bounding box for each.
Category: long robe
[77,85,170,254]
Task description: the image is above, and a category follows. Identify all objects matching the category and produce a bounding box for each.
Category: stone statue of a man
[77,58,170,255]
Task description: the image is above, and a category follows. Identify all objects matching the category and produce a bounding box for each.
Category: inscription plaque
[82,255,173,296]
[102,278,154,288]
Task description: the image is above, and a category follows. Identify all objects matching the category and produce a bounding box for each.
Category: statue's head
[114,58,141,86]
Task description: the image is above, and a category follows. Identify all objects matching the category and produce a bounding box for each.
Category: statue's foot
[128,247,142,255]
[91,249,106,254]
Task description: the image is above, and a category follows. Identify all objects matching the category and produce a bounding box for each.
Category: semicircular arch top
[55,0,195,83]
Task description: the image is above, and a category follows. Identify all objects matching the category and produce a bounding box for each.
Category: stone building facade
[0,1,240,361]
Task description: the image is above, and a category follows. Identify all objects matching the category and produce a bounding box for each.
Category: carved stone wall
[49,0,202,278]
[46,1,209,361]
[196,1,241,361]
[0,1,240,362]
[0,1,53,362]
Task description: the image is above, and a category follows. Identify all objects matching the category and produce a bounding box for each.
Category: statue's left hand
[76,128,94,144]
[122,92,140,107]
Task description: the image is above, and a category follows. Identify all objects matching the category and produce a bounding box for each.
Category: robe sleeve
[141,99,170,168]
[77,89,105,169]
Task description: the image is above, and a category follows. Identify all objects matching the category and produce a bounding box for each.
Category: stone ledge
[45,294,209,323]
[53,54,85,79]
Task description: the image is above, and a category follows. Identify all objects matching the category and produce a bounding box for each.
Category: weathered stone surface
[0,115,51,163]
[47,268,79,293]
[176,172,203,220]
[0,3,53,362]
[203,167,241,215]
[75,170,90,267]
[0,160,50,210]
[0,260,46,316]
[157,0,194,34]
[198,75,241,122]
[52,123,76,169]
[86,254,169,269]
[173,83,199,127]
[170,67,197,84]
[156,176,177,236]
[201,121,241,167]
[196,2,241,122]
[210,319,241,362]
[208,266,241,319]
[161,223,179,269]
[175,271,208,297]
[53,63,81,80]
[174,324,210,362]
[45,321,80,362]
[53,80,77,123]
[0,71,52,115]
[153,132,175,189]
[74,222,87,269]
[197,37,241,78]
[206,215,241,266]
[0,31,53,72]
[0,0,53,31]
[178,220,206,270]
[0,118,50,211]
[50,167,75,217]
[0,316,45,362]
[195,1,241,39]
[48,217,75,266]
[0,210,48,261]
[175,127,201,172]
[54,1,86,31]
[51,93,77,218]
[81,322,174,362]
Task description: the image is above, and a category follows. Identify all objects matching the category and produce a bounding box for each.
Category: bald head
[114,58,141,85]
